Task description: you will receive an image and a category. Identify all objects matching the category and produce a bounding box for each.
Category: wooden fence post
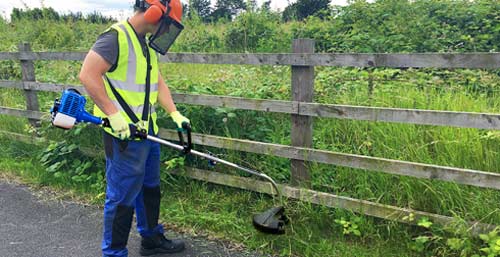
[18,43,40,129]
[290,39,315,187]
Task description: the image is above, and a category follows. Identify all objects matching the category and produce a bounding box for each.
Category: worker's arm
[79,50,119,116]
[158,72,190,128]
[79,50,130,139]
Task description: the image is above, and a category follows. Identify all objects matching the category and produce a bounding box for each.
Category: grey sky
[0,0,351,20]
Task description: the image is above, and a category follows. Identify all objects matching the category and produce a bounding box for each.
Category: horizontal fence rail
[0,107,45,120]
[1,81,499,130]
[161,53,500,68]
[172,94,500,130]
[2,52,500,68]
[0,52,86,61]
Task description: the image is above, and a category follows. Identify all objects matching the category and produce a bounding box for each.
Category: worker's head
[134,0,184,55]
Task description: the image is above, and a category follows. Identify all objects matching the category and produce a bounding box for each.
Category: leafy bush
[37,125,105,191]
[11,7,115,24]
[224,11,281,52]
[174,15,226,52]
[292,0,500,53]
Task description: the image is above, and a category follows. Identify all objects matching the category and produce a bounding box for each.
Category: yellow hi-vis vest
[94,21,160,138]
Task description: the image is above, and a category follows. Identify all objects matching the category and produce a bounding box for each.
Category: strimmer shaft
[145,135,281,199]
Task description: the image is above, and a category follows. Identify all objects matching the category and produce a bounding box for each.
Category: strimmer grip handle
[102,118,111,128]
[177,122,192,154]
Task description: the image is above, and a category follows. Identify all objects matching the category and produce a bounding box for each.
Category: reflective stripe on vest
[93,20,160,137]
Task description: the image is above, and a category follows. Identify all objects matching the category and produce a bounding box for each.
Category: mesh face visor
[148,17,184,55]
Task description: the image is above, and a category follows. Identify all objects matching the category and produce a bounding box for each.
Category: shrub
[224,11,280,52]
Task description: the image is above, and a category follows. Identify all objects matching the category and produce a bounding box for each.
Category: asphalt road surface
[0,179,263,257]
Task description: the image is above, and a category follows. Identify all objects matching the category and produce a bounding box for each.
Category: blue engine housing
[57,89,102,125]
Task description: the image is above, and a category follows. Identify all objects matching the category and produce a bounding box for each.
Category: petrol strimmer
[50,89,288,234]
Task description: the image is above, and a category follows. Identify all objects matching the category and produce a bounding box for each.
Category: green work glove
[169,111,190,130]
[108,112,130,140]
[135,120,148,132]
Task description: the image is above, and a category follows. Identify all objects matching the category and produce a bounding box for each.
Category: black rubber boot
[140,233,185,256]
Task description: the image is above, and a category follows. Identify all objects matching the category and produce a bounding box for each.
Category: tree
[283,0,330,21]
[261,1,272,13]
[189,0,211,22]
[246,0,258,12]
[211,0,246,21]
[282,3,297,21]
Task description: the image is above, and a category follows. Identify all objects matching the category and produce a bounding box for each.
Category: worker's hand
[107,112,130,140]
[135,120,148,132]
[169,111,190,131]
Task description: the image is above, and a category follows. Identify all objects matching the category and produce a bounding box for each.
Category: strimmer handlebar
[102,119,192,154]
[144,133,282,199]
[105,119,281,199]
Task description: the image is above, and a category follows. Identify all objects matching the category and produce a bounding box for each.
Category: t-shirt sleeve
[91,30,118,72]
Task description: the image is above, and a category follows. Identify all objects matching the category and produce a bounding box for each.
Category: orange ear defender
[138,0,168,24]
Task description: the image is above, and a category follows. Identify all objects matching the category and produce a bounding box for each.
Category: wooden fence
[1,40,499,234]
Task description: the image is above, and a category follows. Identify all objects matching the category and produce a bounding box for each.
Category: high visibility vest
[94,20,160,138]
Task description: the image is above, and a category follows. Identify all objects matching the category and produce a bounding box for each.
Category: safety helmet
[138,0,183,24]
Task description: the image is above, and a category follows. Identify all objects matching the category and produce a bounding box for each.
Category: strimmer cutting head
[252,206,289,234]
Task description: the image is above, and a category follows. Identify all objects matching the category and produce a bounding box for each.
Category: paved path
[0,180,263,257]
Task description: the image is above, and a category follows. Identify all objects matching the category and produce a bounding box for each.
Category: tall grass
[166,64,500,224]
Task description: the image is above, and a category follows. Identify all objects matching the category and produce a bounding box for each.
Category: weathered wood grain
[18,52,87,61]
[0,52,19,60]
[0,107,45,120]
[2,51,499,68]
[171,93,297,114]
[18,43,40,128]
[159,53,500,68]
[299,103,500,130]
[291,39,315,186]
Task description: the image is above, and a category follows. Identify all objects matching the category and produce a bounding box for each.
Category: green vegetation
[10,7,115,24]
[1,0,499,256]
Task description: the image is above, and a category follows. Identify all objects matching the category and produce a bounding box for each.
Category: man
[79,0,188,256]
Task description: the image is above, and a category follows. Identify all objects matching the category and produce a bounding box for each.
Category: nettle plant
[334,217,362,237]
[478,228,500,257]
[37,123,105,190]
[407,215,500,257]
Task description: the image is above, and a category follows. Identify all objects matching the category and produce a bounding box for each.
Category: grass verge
[0,135,420,257]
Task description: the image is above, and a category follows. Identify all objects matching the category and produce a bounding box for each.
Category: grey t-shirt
[91,24,149,72]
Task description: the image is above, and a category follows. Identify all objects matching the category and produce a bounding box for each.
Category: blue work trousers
[101,132,164,257]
